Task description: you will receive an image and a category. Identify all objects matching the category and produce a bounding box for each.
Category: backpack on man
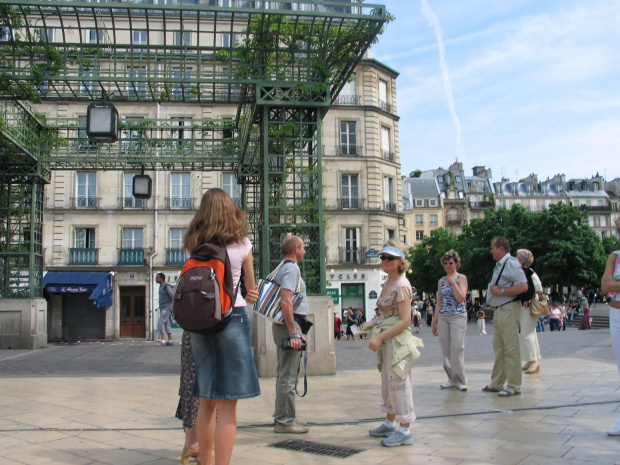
[172,243,236,333]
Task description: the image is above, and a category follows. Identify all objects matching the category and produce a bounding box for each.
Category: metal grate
[270,439,363,458]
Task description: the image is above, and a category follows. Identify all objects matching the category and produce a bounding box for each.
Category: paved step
[565,314,609,329]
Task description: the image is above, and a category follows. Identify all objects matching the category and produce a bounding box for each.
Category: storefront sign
[326,288,340,304]
[329,273,366,281]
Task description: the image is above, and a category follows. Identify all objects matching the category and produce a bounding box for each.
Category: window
[341,174,360,209]
[75,228,96,248]
[387,229,395,240]
[172,68,192,99]
[171,117,193,146]
[384,177,395,212]
[127,67,147,98]
[415,199,423,207]
[430,199,437,206]
[171,173,191,208]
[529,199,537,211]
[415,214,423,225]
[222,173,241,206]
[123,173,145,208]
[133,30,148,52]
[77,116,91,148]
[340,121,357,155]
[122,228,144,249]
[343,228,358,263]
[221,33,239,48]
[0,27,14,41]
[76,172,97,208]
[121,117,145,150]
[416,231,424,241]
[170,228,187,249]
[455,176,462,183]
[588,216,594,227]
[430,214,438,225]
[437,175,444,183]
[379,79,389,111]
[82,69,94,95]
[85,29,104,44]
[601,216,608,227]
[38,28,55,42]
[174,31,191,48]
[381,127,393,161]
[339,76,357,105]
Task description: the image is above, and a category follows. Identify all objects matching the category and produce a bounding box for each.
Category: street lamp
[86,102,119,142]
[132,174,152,200]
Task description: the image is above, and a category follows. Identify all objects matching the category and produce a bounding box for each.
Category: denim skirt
[191,306,260,400]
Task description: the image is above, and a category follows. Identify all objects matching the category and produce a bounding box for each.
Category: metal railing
[579,205,612,212]
[381,150,395,162]
[446,213,464,224]
[71,197,100,209]
[340,198,364,210]
[166,197,193,209]
[384,201,397,213]
[338,246,367,265]
[380,100,392,113]
[166,248,186,266]
[120,197,147,209]
[69,248,99,265]
[336,94,362,106]
[118,248,146,266]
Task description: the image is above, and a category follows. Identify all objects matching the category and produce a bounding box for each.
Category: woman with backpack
[184,188,260,465]
[516,249,543,375]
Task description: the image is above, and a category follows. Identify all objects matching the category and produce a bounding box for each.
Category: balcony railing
[119,248,146,266]
[384,201,397,213]
[579,205,612,212]
[338,246,368,265]
[71,197,100,209]
[338,144,362,156]
[166,197,193,209]
[166,248,186,266]
[336,94,362,106]
[446,213,464,224]
[340,198,364,210]
[468,201,494,209]
[69,248,99,265]
[120,197,147,209]
[381,150,396,163]
[380,100,392,113]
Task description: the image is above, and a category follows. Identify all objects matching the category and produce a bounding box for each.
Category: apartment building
[401,177,443,245]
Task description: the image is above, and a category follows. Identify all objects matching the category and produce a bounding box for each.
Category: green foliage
[409,203,608,295]
[408,229,459,293]
[603,235,620,256]
[410,170,422,178]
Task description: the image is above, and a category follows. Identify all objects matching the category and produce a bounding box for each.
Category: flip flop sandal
[482,385,501,392]
[498,389,521,397]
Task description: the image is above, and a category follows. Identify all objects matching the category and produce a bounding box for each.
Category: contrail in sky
[420,0,464,161]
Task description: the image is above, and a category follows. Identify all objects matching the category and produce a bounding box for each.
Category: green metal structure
[0,0,388,298]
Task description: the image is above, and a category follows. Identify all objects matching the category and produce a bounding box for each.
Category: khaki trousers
[520,306,541,362]
[380,339,416,423]
[437,313,467,385]
[490,300,523,391]
[272,321,302,426]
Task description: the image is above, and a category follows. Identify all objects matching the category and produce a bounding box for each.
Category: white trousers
[611,308,620,430]
[437,313,467,385]
[520,306,541,362]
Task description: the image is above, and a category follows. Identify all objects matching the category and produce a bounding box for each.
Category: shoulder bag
[530,292,550,317]
[255,260,302,323]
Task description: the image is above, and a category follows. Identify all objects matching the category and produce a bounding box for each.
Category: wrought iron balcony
[336,94,362,106]
[579,205,612,212]
[380,100,392,113]
[384,201,397,213]
[69,248,99,265]
[340,198,364,210]
[166,197,193,209]
[166,248,186,266]
[119,197,147,209]
[338,246,368,265]
[468,201,494,209]
[119,248,146,266]
[381,150,396,162]
[71,197,100,209]
[446,213,464,224]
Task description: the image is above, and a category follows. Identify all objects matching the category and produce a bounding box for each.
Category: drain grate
[270,439,364,458]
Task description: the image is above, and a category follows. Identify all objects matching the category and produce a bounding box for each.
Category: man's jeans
[272,320,302,426]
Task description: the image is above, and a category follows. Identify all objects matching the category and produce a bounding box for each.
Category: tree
[409,170,422,178]
[602,235,620,256]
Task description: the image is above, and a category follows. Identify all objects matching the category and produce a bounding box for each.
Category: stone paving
[0,323,619,464]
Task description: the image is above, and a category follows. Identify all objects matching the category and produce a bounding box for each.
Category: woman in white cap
[361,240,422,447]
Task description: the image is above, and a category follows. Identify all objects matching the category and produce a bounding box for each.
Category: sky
[370,0,620,183]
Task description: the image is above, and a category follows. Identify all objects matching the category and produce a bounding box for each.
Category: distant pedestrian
[433,249,469,392]
[549,302,562,331]
[476,307,487,335]
[578,306,592,330]
[334,313,342,341]
[345,307,358,341]
[155,272,175,346]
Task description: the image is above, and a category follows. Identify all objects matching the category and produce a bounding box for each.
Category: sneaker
[440,381,457,389]
[156,340,166,346]
[369,423,396,437]
[381,431,413,447]
[274,423,309,434]
[166,340,174,346]
[457,382,467,391]
[608,428,620,437]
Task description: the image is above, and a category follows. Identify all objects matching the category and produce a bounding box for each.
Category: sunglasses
[443,262,455,266]
[380,255,398,261]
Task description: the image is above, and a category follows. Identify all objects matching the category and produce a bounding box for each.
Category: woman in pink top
[548,302,563,331]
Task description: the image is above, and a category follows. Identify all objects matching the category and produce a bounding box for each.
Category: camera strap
[294,348,308,397]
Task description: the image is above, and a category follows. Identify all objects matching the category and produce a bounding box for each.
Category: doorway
[120,286,146,338]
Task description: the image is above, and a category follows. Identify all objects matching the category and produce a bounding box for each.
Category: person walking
[155,272,175,346]
[433,250,469,392]
[516,249,542,375]
[345,307,358,341]
[185,188,260,465]
[601,216,620,436]
[476,305,487,335]
[549,302,563,331]
[578,306,592,330]
[362,241,423,447]
[272,235,311,434]
[482,236,528,397]
[334,312,343,341]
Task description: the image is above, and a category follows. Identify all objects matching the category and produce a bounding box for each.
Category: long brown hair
[183,188,248,253]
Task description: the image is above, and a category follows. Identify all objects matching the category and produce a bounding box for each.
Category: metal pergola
[0,0,388,298]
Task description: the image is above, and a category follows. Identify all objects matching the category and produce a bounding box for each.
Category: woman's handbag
[255,260,302,323]
[530,292,550,317]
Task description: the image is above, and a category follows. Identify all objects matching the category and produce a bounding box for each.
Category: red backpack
[172,243,235,333]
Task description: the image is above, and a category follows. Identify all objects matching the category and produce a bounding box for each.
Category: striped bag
[255,260,302,323]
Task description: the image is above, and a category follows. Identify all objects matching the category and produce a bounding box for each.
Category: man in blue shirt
[156,272,175,346]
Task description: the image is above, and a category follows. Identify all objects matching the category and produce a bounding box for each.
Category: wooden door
[120,286,146,338]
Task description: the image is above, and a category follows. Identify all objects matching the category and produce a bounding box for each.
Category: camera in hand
[282,338,306,351]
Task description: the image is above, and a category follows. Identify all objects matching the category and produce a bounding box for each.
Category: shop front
[326,268,386,324]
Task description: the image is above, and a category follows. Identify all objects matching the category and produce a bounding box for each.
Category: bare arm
[446,274,468,303]
[601,253,620,294]
[489,282,528,296]
[241,250,258,304]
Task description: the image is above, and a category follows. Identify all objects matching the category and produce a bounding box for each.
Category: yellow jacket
[359,315,424,380]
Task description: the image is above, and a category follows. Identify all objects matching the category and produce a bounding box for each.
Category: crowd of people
[165,189,620,463]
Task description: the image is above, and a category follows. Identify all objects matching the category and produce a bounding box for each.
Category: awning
[43,271,114,308]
